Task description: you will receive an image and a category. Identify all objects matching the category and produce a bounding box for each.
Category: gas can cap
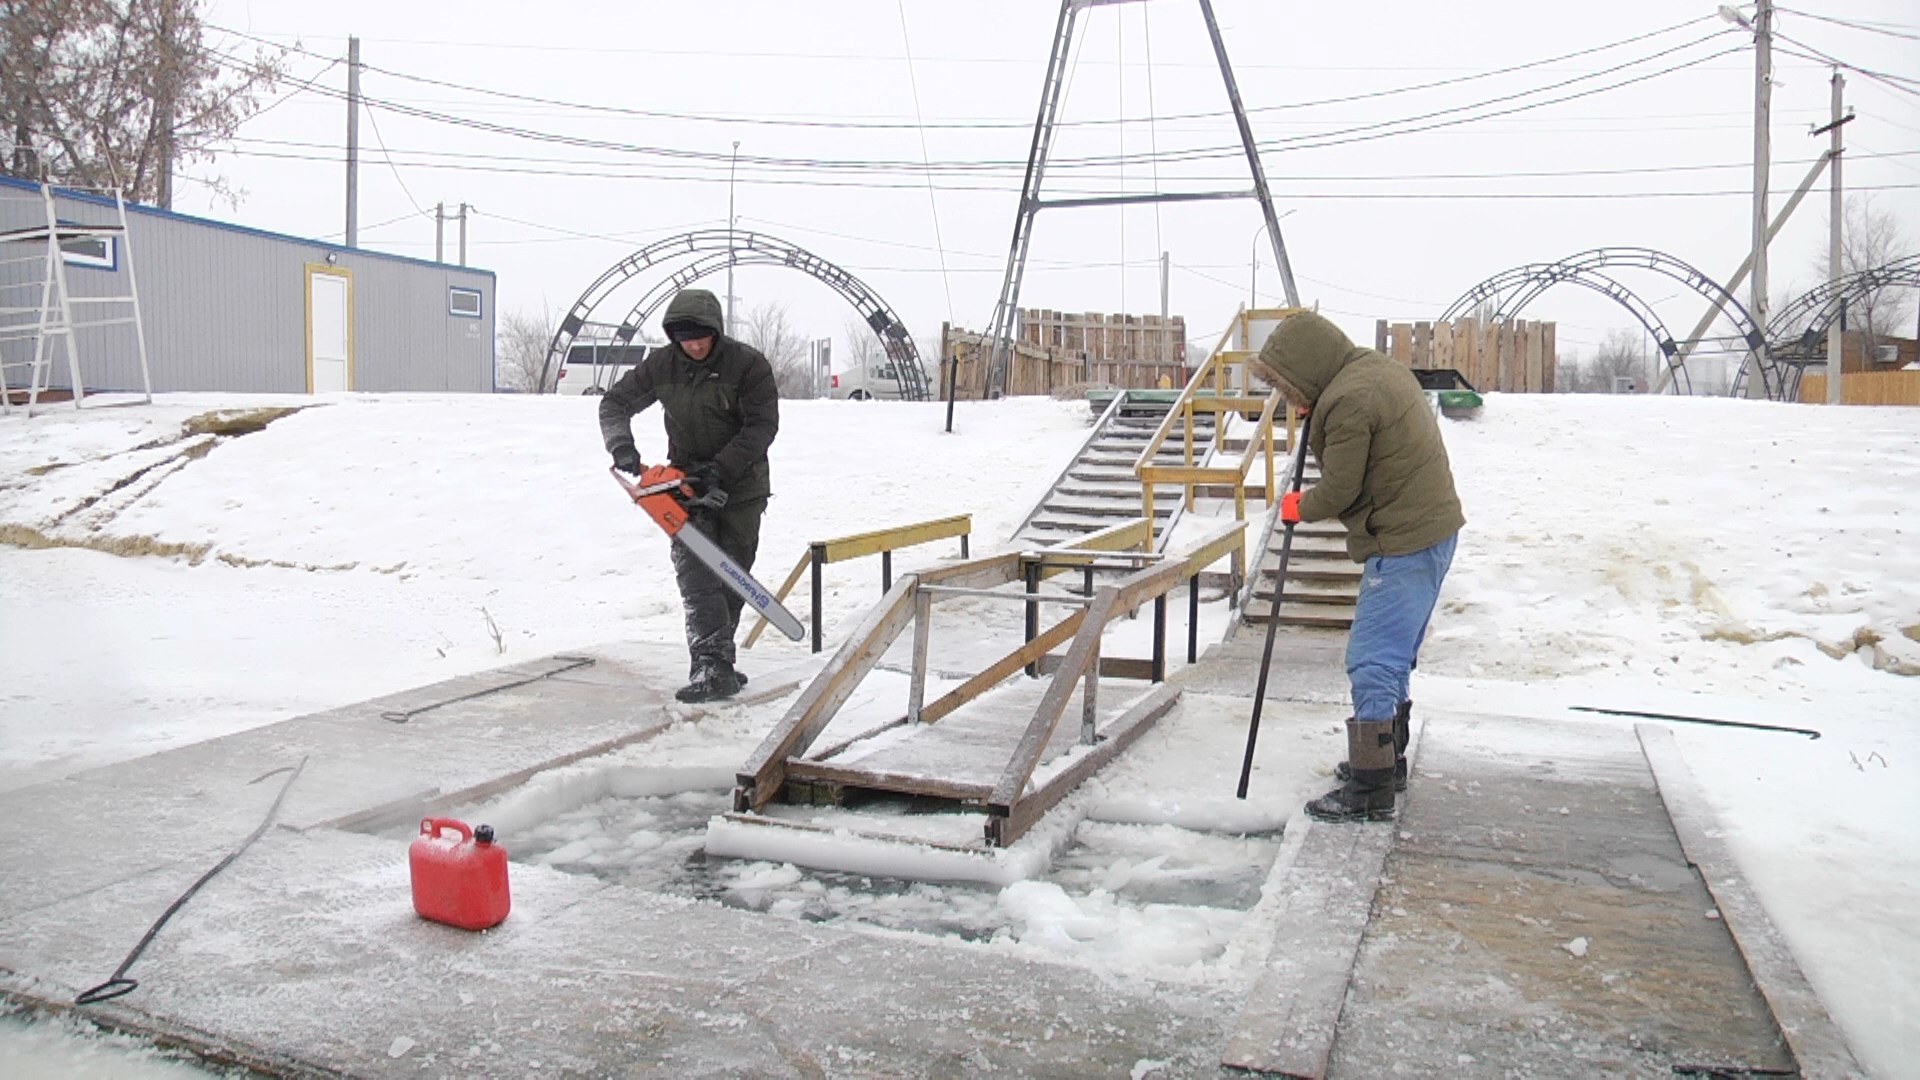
[474,824,495,844]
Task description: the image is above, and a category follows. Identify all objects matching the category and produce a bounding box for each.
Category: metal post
[345,36,360,248]
[1160,251,1170,365]
[434,202,444,264]
[881,549,893,594]
[457,202,468,267]
[810,545,825,654]
[1826,69,1846,406]
[960,532,970,559]
[1024,559,1041,677]
[1187,573,1200,663]
[1152,595,1166,682]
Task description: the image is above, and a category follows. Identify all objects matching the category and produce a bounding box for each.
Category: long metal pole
[457,202,468,267]
[434,202,444,263]
[345,36,360,248]
[1826,69,1846,406]
[1236,409,1312,799]
[1743,0,1774,399]
[1198,0,1297,307]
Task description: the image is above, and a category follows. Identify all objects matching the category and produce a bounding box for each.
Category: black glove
[610,443,643,476]
[681,462,729,511]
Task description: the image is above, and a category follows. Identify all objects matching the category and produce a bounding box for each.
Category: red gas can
[409,817,511,930]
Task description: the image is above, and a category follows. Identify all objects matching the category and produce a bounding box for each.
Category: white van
[831,361,911,401]
[555,342,651,396]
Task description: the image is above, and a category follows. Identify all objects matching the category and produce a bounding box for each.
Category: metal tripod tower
[978,0,1298,399]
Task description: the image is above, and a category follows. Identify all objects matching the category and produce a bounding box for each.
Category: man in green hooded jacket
[599,288,780,703]
[1253,311,1464,821]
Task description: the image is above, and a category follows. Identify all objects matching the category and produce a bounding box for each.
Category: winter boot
[1336,699,1411,791]
[1307,717,1399,822]
[675,662,743,704]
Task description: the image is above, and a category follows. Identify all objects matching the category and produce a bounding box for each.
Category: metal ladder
[0,180,152,416]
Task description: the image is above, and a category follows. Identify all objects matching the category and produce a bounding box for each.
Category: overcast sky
[184,1,1920,380]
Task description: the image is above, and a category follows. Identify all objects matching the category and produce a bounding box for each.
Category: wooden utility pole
[1744,0,1774,399]
[1824,70,1847,405]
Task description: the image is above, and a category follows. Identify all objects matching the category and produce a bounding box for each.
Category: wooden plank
[1542,321,1557,392]
[783,760,995,803]
[986,682,1181,846]
[1034,654,1158,681]
[1524,320,1544,394]
[1412,321,1431,369]
[735,578,920,811]
[1221,819,1398,1078]
[1432,319,1454,372]
[817,514,972,563]
[743,548,813,649]
[1137,465,1244,484]
[919,610,1087,725]
[987,559,1186,812]
[1637,725,1866,1079]
[717,811,991,856]
[1388,323,1412,366]
[916,551,1023,589]
[908,589,932,722]
[1178,520,1249,578]
[1055,516,1151,555]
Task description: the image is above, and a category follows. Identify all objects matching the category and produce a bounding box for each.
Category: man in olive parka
[1253,311,1464,821]
[600,288,779,703]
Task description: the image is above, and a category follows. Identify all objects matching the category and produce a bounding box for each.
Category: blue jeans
[1345,533,1457,722]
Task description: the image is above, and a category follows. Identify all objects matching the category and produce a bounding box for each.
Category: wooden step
[1252,580,1359,606]
[1243,598,1356,628]
[1040,499,1173,519]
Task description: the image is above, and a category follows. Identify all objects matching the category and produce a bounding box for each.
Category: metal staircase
[1012,391,1216,549]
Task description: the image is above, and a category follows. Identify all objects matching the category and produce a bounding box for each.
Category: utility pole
[345,36,361,248]
[1744,0,1774,400]
[434,202,444,263]
[457,202,469,267]
[1824,69,1847,405]
[726,140,740,338]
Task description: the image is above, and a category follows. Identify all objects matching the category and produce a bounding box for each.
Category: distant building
[0,175,495,396]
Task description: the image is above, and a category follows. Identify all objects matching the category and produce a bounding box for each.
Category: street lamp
[1250,209,1298,308]
[726,140,740,338]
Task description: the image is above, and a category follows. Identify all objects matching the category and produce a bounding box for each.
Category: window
[59,231,115,271]
[448,287,483,318]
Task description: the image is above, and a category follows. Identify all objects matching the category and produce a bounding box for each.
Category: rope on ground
[380,655,596,723]
[76,757,309,1005]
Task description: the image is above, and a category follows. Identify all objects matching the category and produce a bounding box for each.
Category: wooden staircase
[1013,393,1216,550]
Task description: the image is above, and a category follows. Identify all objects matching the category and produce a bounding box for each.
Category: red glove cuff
[1280,490,1303,524]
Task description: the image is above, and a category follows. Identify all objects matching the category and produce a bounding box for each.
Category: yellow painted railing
[1131,307,1305,549]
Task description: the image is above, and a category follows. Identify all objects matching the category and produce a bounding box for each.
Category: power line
[895,0,956,325]
[1776,8,1920,43]
[206,15,1722,134]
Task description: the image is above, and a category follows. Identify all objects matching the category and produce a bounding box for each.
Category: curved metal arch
[1443,247,1773,397]
[538,229,929,399]
[1767,253,1920,358]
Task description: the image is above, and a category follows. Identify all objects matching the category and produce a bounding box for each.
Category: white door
[307,266,351,392]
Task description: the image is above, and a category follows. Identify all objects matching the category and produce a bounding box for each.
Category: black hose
[76,757,308,1005]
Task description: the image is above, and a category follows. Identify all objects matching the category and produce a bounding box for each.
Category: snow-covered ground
[1,391,1915,1076]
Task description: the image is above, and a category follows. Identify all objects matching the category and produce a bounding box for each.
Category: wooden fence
[1798,370,1920,406]
[1375,318,1558,393]
[939,324,1186,399]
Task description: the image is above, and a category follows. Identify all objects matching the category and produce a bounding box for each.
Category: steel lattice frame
[537,229,930,399]
[1759,253,1920,400]
[1442,247,1773,398]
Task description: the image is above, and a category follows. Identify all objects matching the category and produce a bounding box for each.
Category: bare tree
[1582,329,1652,393]
[497,309,558,393]
[1809,195,1917,354]
[1,0,284,207]
[738,301,812,399]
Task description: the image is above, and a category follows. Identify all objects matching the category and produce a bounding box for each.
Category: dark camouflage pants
[669,495,766,674]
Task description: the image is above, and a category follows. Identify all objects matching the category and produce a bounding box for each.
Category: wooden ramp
[730,521,1246,848]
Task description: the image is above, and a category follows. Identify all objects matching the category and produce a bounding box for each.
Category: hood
[1256,311,1368,405]
[662,288,726,337]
